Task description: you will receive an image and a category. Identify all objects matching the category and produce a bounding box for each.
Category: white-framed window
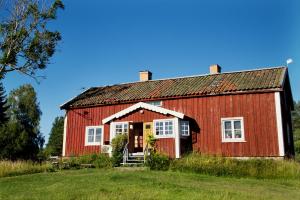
[85,126,103,146]
[153,119,174,138]
[221,117,245,142]
[146,101,162,107]
[180,121,190,136]
[114,122,128,135]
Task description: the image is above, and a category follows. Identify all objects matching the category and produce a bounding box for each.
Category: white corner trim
[102,102,184,124]
[62,115,67,157]
[174,118,180,158]
[275,92,285,156]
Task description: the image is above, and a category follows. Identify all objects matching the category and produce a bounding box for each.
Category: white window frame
[153,119,175,138]
[110,122,129,142]
[146,101,162,107]
[180,120,190,136]
[114,122,129,135]
[85,125,104,146]
[221,117,245,143]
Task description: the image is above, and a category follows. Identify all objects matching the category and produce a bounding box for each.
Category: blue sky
[3,0,300,143]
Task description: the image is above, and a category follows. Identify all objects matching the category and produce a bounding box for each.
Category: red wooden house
[60,65,294,160]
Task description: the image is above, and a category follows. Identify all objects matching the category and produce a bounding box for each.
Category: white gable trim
[102,102,184,124]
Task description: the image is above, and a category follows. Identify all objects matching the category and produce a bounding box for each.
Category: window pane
[234,121,241,129]
[224,121,231,130]
[95,128,102,142]
[180,121,189,136]
[234,130,242,138]
[88,128,94,143]
[225,130,232,138]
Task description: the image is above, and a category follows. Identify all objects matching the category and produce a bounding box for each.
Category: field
[0,169,299,200]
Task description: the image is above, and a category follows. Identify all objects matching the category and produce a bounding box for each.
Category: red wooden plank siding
[65,92,279,157]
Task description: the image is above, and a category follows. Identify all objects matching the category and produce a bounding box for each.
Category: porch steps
[121,153,145,166]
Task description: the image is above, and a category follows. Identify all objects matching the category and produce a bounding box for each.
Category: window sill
[85,143,101,146]
[154,135,175,139]
[222,140,246,143]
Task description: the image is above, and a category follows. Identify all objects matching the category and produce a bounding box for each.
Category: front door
[129,122,143,153]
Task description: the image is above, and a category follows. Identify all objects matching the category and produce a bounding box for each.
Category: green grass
[170,153,300,179]
[0,169,299,200]
[0,161,52,178]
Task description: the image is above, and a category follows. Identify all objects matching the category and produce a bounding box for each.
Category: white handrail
[123,142,129,164]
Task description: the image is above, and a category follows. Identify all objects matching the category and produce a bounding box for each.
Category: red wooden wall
[65,92,281,157]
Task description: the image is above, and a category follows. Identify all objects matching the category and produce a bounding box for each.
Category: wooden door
[133,123,143,152]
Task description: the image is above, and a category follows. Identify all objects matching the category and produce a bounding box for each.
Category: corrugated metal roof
[61,67,287,109]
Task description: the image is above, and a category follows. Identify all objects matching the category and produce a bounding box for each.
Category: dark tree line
[292,101,300,159]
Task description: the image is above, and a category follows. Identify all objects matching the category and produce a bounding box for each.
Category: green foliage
[170,153,300,179]
[0,82,8,124]
[146,152,170,171]
[292,101,300,159]
[146,134,157,148]
[292,101,300,133]
[295,140,300,154]
[60,154,112,170]
[0,84,44,160]
[46,116,64,156]
[111,134,128,166]
[0,160,53,178]
[0,0,64,81]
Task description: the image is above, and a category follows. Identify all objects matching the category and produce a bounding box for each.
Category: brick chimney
[139,70,152,81]
[210,64,221,74]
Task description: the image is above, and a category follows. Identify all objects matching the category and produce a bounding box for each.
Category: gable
[102,102,184,124]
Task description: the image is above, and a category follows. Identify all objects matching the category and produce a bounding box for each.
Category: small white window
[221,117,245,142]
[146,101,162,107]
[114,122,128,135]
[153,119,174,138]
[85,126,103,146]
[180,121,190,136]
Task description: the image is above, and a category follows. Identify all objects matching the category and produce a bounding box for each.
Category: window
[85,126,103,146]
[114,122,128,135]
[180,121,190,136]
[146,101,162,107]
[221,117,245,142]
[154,119,174,137]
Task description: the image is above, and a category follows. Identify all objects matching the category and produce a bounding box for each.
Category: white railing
[123,142,129,164]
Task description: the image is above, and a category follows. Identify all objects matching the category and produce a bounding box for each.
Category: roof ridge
[92,66,286,89]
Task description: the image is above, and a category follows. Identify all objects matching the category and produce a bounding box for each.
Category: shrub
[294,140,300,154]
[146,152,170,171]
[170,153,300,179]
[0,160,53,178]
[111,134,128,167]
[60,154,112,169]
[92,154,112,168]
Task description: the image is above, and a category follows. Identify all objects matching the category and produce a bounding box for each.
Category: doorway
[129,122,143,153]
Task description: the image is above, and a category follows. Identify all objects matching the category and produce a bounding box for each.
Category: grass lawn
[0,169,299,200]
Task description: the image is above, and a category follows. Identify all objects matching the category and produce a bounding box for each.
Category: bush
[170,153,300,179]
[60,154,112,169]
[146,152,170,171]
[92,154,112,168]
[0,160,53,178]
[111,134,128,167]
[294,140,300,154]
